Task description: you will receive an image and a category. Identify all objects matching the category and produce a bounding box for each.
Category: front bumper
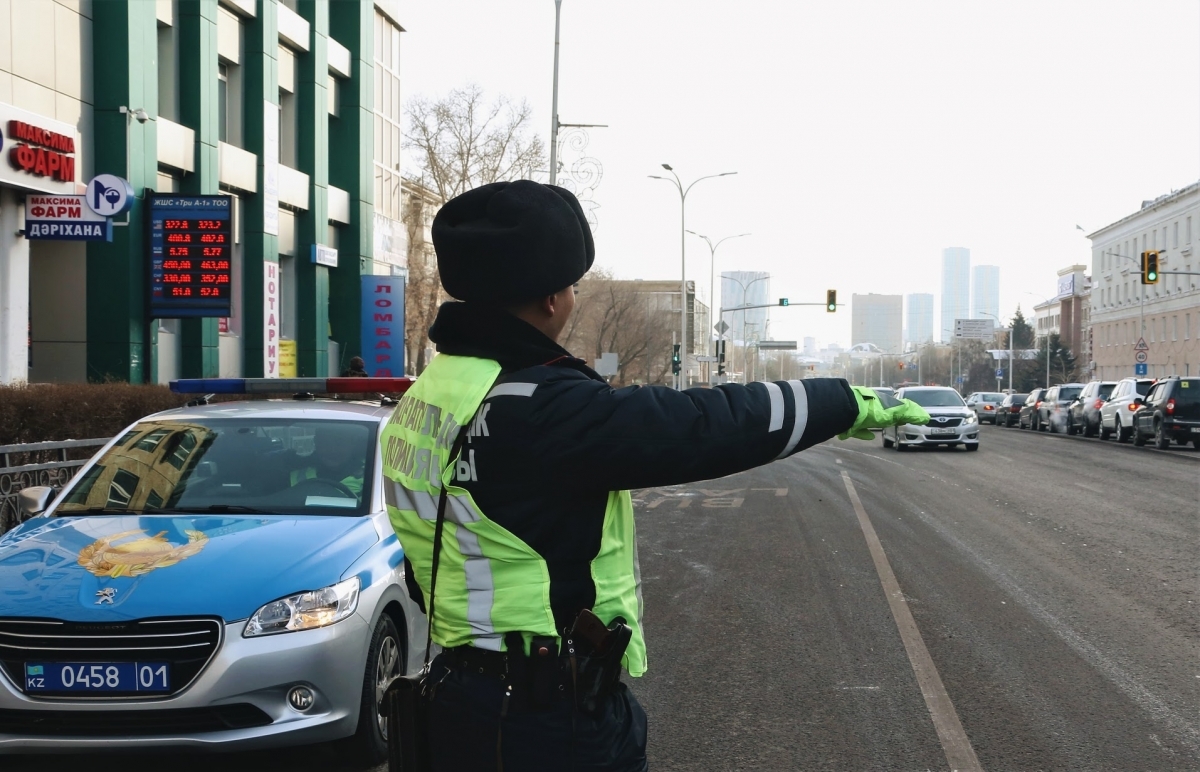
[896,421,980,446]
[0,614,372,753]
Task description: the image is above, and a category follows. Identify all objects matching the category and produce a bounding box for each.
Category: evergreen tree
[1009,306,1035,348]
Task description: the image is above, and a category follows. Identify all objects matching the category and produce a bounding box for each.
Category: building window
[280,89,298,168]
[1188,216,1193,244]
[1174,221,1179,248]
[374,10,403,221]
[1186,313,1191,340]
[157,16,179,123]
[327,74,340,117]
[1172,316,1177,341]
[218,64,229,144]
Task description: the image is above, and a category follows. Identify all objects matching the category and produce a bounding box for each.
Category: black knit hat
[432,180,595,305]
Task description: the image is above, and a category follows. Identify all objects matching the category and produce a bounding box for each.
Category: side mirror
[18,486,55,517]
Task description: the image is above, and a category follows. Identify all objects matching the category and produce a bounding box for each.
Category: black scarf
[427,302,603,380]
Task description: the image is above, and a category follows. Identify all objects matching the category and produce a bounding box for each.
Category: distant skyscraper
[906,293,934,345]
[851,294,903,355]
[941,247,971,342]
[721,271,770,342]
[803,337,817,356]
[972,265,1000,323]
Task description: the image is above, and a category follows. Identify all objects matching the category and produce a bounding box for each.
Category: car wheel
[1065,417,1076,436]
[1154,421,1171,450]
[1084,418,1097,438]
[342,613,403,766]
[966,443,979,452]
[894,430,906,452]
[882,432,893,448]
[1116,415,1132,443]
[1132,423,1147,447]
[1193,439,1200,450]
[1099,418,1112,441]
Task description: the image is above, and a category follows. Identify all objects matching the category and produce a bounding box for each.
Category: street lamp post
[650,166,736,389]
[687,230,749,382]
[1024,292,1054,389]
[979,311,1011,393]
[719,273,770,382]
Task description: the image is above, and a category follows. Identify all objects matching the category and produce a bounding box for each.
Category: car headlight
[244,576,360,637]
[963,413,978,424]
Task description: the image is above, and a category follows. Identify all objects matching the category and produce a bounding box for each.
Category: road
[7,423,1199,771]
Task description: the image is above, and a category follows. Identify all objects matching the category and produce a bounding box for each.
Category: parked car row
[996,376,1200,449]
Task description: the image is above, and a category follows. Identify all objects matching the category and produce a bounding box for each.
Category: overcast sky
[399,1,1200,349]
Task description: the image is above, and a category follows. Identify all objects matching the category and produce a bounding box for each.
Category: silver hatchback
[883,387,980,451]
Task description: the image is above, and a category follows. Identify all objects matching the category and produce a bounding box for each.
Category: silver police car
[0,386,424,762]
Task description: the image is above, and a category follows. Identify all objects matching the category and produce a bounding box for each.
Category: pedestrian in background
[381,180,928,771]
[342,356,368,377]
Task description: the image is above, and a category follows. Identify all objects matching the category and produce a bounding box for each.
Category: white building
[972,265,1000,322]
[851,293,903,355]
[802,336,817,356]
[1087,182,1200,380]
[941,247,971,342]
[721,270,770,343]
[906,293,934,346]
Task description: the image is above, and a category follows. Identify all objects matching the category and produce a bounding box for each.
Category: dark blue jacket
[408,302,859,631]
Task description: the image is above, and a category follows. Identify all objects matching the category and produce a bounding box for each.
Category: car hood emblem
[95,588,117,605]
[78,529,209,579]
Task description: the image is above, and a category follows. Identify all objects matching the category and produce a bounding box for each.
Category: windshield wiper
[165,504,271,514]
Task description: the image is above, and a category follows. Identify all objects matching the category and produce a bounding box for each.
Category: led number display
[147,195,234,318]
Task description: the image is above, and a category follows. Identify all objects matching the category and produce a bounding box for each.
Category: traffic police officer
[381,180,928,771]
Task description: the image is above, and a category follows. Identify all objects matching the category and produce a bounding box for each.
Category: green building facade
[77,0,405,384]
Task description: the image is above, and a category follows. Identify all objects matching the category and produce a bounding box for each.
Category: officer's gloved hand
[838,386,931,441]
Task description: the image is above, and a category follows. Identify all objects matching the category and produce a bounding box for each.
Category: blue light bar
[170,377,415,395]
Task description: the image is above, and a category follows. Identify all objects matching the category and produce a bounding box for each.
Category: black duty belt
[443,644,519,679]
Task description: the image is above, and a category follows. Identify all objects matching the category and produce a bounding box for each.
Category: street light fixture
[687,229,750,382]
[649,167,737,389]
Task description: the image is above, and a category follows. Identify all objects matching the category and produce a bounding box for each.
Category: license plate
[23,662,170,694]
[930,427,957,435]
[1191,428,1200,434]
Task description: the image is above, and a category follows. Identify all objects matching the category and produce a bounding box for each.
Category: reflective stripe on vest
[380,354,647,675]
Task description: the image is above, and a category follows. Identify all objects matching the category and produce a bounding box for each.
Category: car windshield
[1098,384,1116,399]
[902,389,965,407]
[56,418,377,517]
[1057,386,1082,401]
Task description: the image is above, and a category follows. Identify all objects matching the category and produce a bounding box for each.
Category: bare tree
[405,84,547,203]
[401,85,548,373]
[563,271,675,386]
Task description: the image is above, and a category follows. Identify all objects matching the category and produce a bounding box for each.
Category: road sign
[85,174,134,217]
[996,368,1004,378]
[954,319,995,340]
[695,355,718,362]
[1134,337,1149,352]
[714,320,729,335]
[907,362,916,371]
[956,376,965,384]
[1134,351,1148,364]
[757,340,798,350]
[1135,363,1148,376]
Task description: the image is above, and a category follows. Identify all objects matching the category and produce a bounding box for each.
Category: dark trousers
[427,656,648,771]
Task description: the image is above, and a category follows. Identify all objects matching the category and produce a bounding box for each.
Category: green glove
[838,386,931,441]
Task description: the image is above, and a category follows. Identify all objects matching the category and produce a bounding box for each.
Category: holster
[567,612,633,717]
[385,671,432,772]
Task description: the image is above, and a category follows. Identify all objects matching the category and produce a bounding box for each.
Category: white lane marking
[906,501,1200,758]
[841,471,984,772]
[823,443,908,468]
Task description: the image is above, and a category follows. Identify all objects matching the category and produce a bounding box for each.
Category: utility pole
[548,0,562,184]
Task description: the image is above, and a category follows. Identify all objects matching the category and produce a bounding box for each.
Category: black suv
[1132,377,1200,449]
[1018,388,1048,430]
[1067,380,1117,437]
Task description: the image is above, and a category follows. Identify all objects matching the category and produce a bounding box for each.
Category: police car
[0,378,422,762]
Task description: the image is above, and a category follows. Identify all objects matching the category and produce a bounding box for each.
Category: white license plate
[930,427,957,435]
[1191,427,1200,434]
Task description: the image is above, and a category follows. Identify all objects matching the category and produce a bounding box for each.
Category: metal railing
[0,438,110,535]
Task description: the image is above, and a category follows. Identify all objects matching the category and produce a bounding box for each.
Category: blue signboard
[147,195,233,318]
[360,275,405,377]
[996,368,1004,378]
[1135,363,1148,376]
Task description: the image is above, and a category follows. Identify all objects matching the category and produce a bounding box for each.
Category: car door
[1137,384,1163,432]
[1103,382,1125,426]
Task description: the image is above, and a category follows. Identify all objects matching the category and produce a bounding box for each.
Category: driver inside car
[289,423,367,498]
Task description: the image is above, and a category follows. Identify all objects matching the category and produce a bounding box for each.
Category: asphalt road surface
[7,423,1199,771]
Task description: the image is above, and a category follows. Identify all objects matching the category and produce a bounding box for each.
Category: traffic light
[779,298,789,306]
[826,289,837,312]
[1141,250,1160,284]
[671,344,682,375]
